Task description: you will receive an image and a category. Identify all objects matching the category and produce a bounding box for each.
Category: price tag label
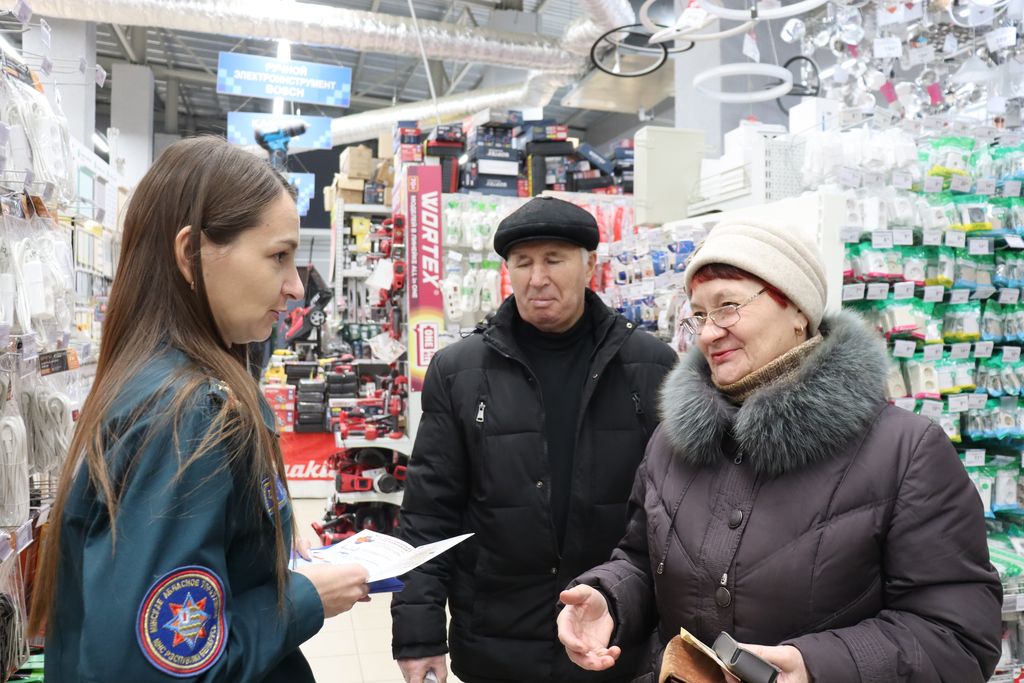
[842,283,866,301]
[975,341,995,358]
[893,171,913,190]
[1007,234,1024,249]
[969,238,992,255]
[951,174,972,193]
[840,225,861,243]
[863,171,884,187]
[944,34,958,54]
[874,107,897,127]
[95,64,107,88]
[945,231,967,249]
[1006,346,1022,362]
[893,397,917,412]
[873,36,903,59]
[839,108,864,128]
[921,400,944,419]
[1005,180,1022,198]
[742,30,760,62]
[923,343,944,361]
[922,230,943,246]
[965,448,987,465]
[892,228,914,246]
[872,230,894,249]
[924,175,945,193]
[969,392,989,409]
[923,285,945,302]
[839,166,863,188]
[893,281,916,299]
[950,342,972,359]
[641,279,656,296]
[908,45,935,65]
[893,339,917,358]
[867,282,891,300]
[948,394,970,412]
[952,121,971,136]
[448,250,464,262]
[974,285,997,300]
[924,114,947,131]
[977,178,997,196]
[976,127,999,144]
[986,26,1017,51]
[1000,288,1021,304]
[13,0,32,25]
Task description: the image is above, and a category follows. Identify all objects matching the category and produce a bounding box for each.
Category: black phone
[712,632,780,683]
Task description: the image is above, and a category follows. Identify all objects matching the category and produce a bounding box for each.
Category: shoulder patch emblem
[261,476,289,517]
[136,565,228,677]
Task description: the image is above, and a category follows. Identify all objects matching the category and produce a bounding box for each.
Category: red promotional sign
[405,166,444,390]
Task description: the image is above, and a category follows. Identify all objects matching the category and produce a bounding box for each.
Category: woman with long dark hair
[30,136,369,681]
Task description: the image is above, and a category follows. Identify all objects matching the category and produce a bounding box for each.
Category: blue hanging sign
[226,112,333,150]
[288,173,316,217]
[217,52,351,108]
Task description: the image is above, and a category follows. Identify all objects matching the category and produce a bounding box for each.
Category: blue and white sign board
[217,52,351,108]
[226,112,333,150]
[288,173,315,217]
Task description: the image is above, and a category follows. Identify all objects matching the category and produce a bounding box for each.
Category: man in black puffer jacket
[392,197,677,683]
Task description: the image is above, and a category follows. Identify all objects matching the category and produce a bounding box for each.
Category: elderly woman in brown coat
[556,221,1003,683]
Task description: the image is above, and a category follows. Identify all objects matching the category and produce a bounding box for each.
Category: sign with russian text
[406,166,443,391]
[217,52,351,108]
[226,112,333,150]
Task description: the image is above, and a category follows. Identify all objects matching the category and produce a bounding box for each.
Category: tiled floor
[294,499,464,683]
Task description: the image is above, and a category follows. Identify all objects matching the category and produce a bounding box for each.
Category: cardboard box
[397,143,423,163]
[377,129,394,159]
[363,182,387,205]
[263,385,296,407]
[340,144,374,179]
[340,189,364,204]
[334,173,365,192]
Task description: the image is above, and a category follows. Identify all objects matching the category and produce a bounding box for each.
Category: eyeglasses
[681,289,765,335]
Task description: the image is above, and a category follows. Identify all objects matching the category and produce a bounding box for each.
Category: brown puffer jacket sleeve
[571,451,659,649]
[783,424,1003,683]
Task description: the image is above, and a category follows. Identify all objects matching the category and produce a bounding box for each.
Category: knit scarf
[715,335,824,404]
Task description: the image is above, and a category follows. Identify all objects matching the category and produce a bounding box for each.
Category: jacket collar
[659,311,887,477]
[481,289,626,361]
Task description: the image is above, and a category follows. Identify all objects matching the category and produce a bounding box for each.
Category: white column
[675,44,722,155]
[111,63,154,186]
[22,18,96,147]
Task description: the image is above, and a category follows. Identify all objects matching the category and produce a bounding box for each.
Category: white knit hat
[683,221,828,333]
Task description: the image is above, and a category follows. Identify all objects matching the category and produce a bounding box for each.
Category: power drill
[255,122,308,171]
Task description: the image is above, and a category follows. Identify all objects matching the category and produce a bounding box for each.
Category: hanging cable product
[0,370,29,528]
[641,0,757,44]
[697,0,830,22]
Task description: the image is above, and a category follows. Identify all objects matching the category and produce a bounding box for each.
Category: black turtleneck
[513,305,596,549]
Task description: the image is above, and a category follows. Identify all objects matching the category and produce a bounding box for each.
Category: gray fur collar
[659,311,887,477]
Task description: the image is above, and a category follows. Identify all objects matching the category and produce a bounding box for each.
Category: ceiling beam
[110,24,138,63]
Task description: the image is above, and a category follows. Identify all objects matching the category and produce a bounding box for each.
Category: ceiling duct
[0,0,580,72]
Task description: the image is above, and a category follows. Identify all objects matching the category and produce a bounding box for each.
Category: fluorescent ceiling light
[92,132,109,154]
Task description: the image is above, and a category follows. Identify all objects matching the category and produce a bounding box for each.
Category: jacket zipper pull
[733,453,743,465]
[657,561,665,575]
[720,572,728,587]
[631,392,643,415]
[476,401,486,423]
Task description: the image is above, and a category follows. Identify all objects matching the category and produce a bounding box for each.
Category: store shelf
[341,268,372,278]
[336,435,413,455]
[331,490,404,506]
[343,204,392,214]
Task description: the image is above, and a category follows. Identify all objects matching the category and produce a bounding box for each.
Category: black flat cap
[493,196,600,259]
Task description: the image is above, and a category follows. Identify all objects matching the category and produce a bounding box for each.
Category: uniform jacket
[392,291,677,683]
[574,312,1003,683]
[47,348,324,682]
